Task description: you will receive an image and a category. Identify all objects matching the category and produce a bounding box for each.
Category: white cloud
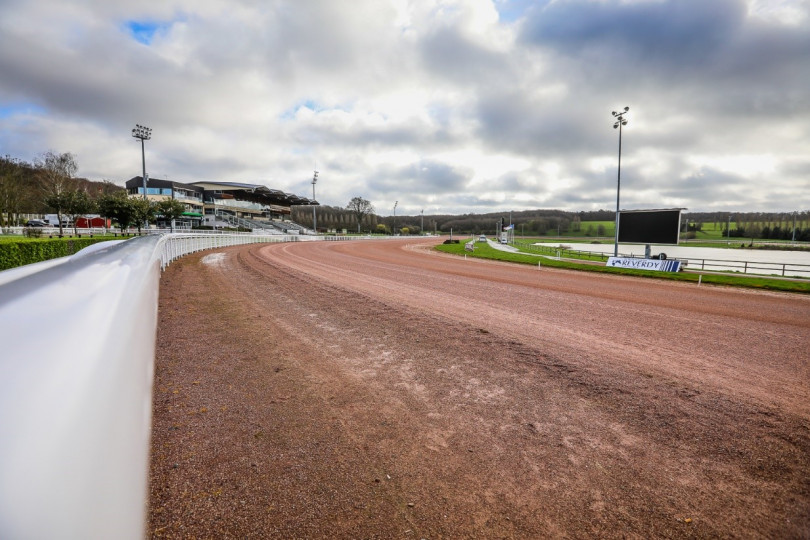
[0,0,808,215]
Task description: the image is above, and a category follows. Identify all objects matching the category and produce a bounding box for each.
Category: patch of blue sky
[494,0,544,23]
[125,20,173,45]
[279,100,351,121]
[0,103,46,119]
[285,147,314,156]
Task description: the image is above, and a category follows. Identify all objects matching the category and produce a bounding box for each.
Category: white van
[44,214,70,227]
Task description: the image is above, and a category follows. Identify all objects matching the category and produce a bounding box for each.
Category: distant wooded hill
[1,154,123,225]
[296,203,809,240]
[4,152,807,240]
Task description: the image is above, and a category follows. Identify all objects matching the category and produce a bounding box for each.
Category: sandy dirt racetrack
[149,238,810,538]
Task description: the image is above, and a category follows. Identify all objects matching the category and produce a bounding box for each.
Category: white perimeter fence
[0,232,364,539]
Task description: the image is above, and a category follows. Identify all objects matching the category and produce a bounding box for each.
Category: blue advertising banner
[607,257,681,272]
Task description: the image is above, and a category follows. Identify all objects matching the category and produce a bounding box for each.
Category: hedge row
[0,238,114,271]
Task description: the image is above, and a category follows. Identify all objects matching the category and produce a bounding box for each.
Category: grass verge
[435,241,810,294]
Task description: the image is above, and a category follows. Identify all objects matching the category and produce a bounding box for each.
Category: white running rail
[0,232,363,540]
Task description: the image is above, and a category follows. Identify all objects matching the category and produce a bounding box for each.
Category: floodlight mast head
[612,106,629,129]
[131,124,152,141]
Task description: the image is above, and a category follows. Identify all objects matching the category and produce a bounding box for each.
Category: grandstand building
[125,177,317,232]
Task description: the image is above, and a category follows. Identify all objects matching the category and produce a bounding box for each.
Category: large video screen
[617,209,682,245]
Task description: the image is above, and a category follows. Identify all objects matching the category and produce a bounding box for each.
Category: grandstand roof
[189,181,317,206]
[125,177,317,206]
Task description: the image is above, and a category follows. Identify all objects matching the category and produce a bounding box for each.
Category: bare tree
[346,197,375,233]
[37,151,78,236]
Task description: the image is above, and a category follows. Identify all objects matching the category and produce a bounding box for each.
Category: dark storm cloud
[498,170,549,192]
[781,158,810,178]
[0,20,222,132]
[372,160,472,195]
[661,167,746,197]
[1,0,807,214]
[518,0,810,116]
[474,89,609,156]
[556,190,613,208]
[520,0,744,65]
[419,26,508,84]
[435,193,507,212]
[347,162,484,216]
[287,114,457,151]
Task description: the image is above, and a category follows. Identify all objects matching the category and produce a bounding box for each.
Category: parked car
[25,219,48,227]
[478,235,487,242]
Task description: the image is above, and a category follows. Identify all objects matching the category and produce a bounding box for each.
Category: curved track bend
[149,238,810,538]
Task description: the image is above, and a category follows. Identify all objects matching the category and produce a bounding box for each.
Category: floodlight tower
[394,201,398,234]
[611,106,629,257]
[420,209,424,235]
[131,124,152,200]
[792,211,797,243]
[311,170,318,233]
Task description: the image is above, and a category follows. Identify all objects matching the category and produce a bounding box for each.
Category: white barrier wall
[0,233,364,540]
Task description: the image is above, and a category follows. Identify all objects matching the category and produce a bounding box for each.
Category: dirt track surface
[149,238,810,538]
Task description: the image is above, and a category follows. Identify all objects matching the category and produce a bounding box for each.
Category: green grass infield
[435,240,810,294]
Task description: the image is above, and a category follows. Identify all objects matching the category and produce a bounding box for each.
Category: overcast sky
[1,0,808,216]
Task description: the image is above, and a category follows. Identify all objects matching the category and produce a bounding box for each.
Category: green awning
[181,212,203,217]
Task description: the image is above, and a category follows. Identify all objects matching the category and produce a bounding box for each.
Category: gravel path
[149,238,810,538]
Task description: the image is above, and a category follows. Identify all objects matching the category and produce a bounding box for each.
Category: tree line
[292,202,810,239]
[376,209,616,236]
[685,211,810,241]
[382,208,810,239]
[5,151,807,240]
[1,153,122,228]
[1,152,186,236]
[291,197,379,233]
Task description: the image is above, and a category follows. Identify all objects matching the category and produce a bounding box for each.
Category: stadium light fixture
[131,124,152,200]
[312,170,318,233]
[611,106,629,257]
